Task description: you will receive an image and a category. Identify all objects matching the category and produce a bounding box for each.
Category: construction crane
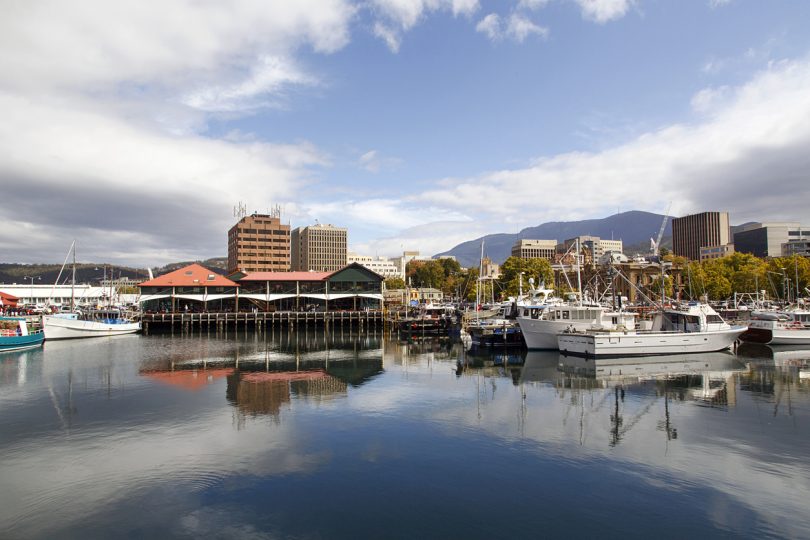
[650,202,672,257]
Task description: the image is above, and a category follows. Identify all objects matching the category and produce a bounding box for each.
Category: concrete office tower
[292,224,348,272]
[734,222,807,258]
[672,211,730,261]
[511,239,557,260]
[228,213,291,273]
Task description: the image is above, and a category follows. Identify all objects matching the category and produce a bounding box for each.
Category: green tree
[702,260,732,300]
[497,257,554,298]
[385,277,405,290]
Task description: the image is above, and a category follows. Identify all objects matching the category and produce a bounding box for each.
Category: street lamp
[23,275,41,306]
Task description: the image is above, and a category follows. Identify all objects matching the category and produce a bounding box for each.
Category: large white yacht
[557,302,746,358]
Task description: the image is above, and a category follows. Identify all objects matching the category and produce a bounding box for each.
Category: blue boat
[0,317,45,352]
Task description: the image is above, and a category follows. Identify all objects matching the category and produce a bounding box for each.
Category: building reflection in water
[139,329,385,421]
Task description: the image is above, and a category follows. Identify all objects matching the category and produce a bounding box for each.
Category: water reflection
[1,330,809,539]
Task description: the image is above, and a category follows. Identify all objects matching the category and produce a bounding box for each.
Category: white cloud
[507,14,549,42]
[412,57,810,232]
[0,93,326,264]
[369,0,480,51]
[574,0,634,24]
[476,12,548,43]
[476,13,502,41]
[690,85,730,113]
[0,0,356,94]
[518,0,551,10]
[709,0,732,7]
[357,150,402,173]
[183,56,318,113]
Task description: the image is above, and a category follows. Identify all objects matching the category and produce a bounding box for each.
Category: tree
[497,257,554,298]
[385,277,405,290]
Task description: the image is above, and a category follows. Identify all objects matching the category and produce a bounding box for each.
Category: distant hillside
[153,257,227,276]
[0,257,228,285]
[435,211,673,267]
[0,263,147,285]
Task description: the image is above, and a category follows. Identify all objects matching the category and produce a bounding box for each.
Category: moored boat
[740,308,810,345]
[557,302,746,358]
[518,303,636,350]
[0,316,45,352]
[43,310,141,340]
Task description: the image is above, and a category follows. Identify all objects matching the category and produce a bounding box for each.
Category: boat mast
[70,241,76,312]
[476,240,484,322]
[575,238,582,307]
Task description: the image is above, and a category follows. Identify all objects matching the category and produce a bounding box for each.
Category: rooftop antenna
[233,201,247,219]
[269,204,282,219]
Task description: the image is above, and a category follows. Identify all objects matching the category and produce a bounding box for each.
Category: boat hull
[0,332,44,352]
[43,316,141,340]
[740,321,810,345]
[557,327,747,358]
[517,318,602,350]
[467,324,524,349]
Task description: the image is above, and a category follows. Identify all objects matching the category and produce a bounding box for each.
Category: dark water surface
[1,329,809,539]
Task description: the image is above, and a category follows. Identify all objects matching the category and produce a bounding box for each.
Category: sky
[2,0,810,268]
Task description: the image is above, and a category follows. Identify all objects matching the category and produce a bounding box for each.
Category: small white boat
[43,311,140,340]
[557,302,746,358]
[740,308,810,345]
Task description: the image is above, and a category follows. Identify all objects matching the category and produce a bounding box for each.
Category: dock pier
[140,310,385,333]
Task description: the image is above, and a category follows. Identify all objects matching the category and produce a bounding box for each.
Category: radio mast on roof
[233,201,247,219]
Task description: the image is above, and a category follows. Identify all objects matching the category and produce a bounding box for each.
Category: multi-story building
[391,251,432,279]
[291,223,348,272]
[699,244,735,261]
[672,211,730,261]
[562,236,624,265]
[782,239,810,257]
[734,222,807,258]
[347,253,400,278]
[227,213,290,273]
[511,239,557,260]
[481,257,500,279]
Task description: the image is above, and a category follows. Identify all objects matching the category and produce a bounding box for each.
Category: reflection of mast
[609,386,624,447]
[657,381,678,451]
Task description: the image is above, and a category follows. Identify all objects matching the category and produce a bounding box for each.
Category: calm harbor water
[1,328,809,539]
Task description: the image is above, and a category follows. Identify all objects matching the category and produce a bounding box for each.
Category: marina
[1,329,808,539]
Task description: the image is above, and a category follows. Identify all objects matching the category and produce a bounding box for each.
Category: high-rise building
[672,211,730,261]
[227,213,290,273]
[511,239,557,260]
[733,222,807,258]
[291,224,348,272]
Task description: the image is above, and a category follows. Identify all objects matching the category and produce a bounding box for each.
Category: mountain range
[434,210,673,268]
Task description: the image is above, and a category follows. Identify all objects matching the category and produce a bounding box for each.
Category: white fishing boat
[42,241,140,340]
[740,307,810,345]
[557,302,746,358]
[43,310,140,340]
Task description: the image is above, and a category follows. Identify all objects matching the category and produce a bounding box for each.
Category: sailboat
[42,242,141,340]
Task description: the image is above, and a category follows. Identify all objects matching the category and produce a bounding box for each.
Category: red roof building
[0,291,19,308]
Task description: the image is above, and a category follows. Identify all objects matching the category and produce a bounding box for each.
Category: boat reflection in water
[557,351,747,408]
[738,342,810,368]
